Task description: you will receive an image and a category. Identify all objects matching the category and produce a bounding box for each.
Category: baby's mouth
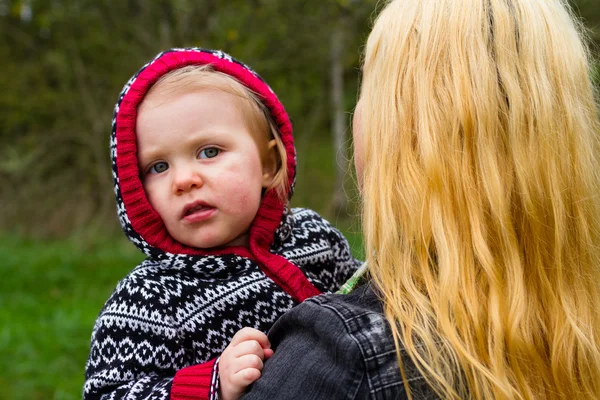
[181,201,215,222]
[185,204,210,216]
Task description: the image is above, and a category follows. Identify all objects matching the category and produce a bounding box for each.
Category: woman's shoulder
[307,284,385,328]
[303,285,408,397]
[306,284,396,362]
[302,284,439,399]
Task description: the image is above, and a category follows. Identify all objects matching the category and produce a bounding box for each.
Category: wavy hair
[358,0,600,398]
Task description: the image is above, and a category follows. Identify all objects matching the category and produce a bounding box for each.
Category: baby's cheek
[225,186,262,220]
[220,162,263,213]
[231,188,261,211]
[145,188,166,218]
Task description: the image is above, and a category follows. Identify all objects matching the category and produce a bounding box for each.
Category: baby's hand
[218,327,274,400]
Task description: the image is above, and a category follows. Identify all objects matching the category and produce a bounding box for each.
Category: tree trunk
[330,18,349,216]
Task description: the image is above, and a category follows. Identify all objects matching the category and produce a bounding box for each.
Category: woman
[240,0,600,398]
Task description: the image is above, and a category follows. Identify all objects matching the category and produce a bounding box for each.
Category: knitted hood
[111,48,296,260]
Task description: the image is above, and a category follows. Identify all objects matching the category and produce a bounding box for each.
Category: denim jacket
[241,283,439,399]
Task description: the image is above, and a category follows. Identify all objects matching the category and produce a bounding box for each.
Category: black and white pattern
[84,209,361,399]
[86,48,361,399]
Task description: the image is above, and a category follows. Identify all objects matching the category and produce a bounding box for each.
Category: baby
[84,48,361,400]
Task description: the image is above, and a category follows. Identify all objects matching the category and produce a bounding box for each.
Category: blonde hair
[141,64,288,199]
[358,0,600,398]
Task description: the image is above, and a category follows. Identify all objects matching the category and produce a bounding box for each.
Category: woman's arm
[240,298,368,400]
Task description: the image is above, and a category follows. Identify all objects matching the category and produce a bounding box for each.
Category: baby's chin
[176,232,250,250]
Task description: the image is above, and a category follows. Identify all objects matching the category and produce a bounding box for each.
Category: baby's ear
[262,139,278,188]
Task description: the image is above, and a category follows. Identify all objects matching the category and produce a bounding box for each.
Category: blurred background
[0,0,598,398]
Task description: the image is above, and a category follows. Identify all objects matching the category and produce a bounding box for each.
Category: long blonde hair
[358,0,600,398]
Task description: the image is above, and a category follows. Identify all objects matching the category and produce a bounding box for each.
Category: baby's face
[136,89,271,249]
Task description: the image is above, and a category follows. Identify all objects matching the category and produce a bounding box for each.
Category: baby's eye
[148,161,169,174]
[198,147,220,159]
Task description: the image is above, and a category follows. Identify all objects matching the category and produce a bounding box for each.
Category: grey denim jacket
[240,283,439,399]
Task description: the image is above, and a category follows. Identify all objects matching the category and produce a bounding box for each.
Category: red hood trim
[115,49,318,302]
[250,193,322,302]
[116,51,294,257]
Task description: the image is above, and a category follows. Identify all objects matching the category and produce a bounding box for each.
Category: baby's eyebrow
[137,147,164,167]
[188,131,227,143]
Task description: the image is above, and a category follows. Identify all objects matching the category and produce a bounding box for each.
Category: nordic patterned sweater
[83,48,361,400]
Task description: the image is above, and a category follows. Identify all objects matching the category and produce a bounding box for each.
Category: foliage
[0,0,375,237]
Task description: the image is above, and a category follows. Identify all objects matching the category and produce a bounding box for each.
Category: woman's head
[357,0,600,398]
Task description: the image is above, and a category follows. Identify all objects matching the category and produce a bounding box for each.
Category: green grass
[0,234,143,399]
[0,226,363,399]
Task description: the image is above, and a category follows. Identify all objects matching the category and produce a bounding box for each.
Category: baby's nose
[173,169,204,193]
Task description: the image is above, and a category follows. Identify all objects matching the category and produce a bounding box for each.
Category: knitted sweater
[83,48,361,400]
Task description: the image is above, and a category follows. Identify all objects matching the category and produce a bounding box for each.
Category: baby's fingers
[234,354,264,373]
[232,339,266,359]
[232,354,265,385]
[234,368,261,386]
[230,327,270,349]
[264,348,274,359]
